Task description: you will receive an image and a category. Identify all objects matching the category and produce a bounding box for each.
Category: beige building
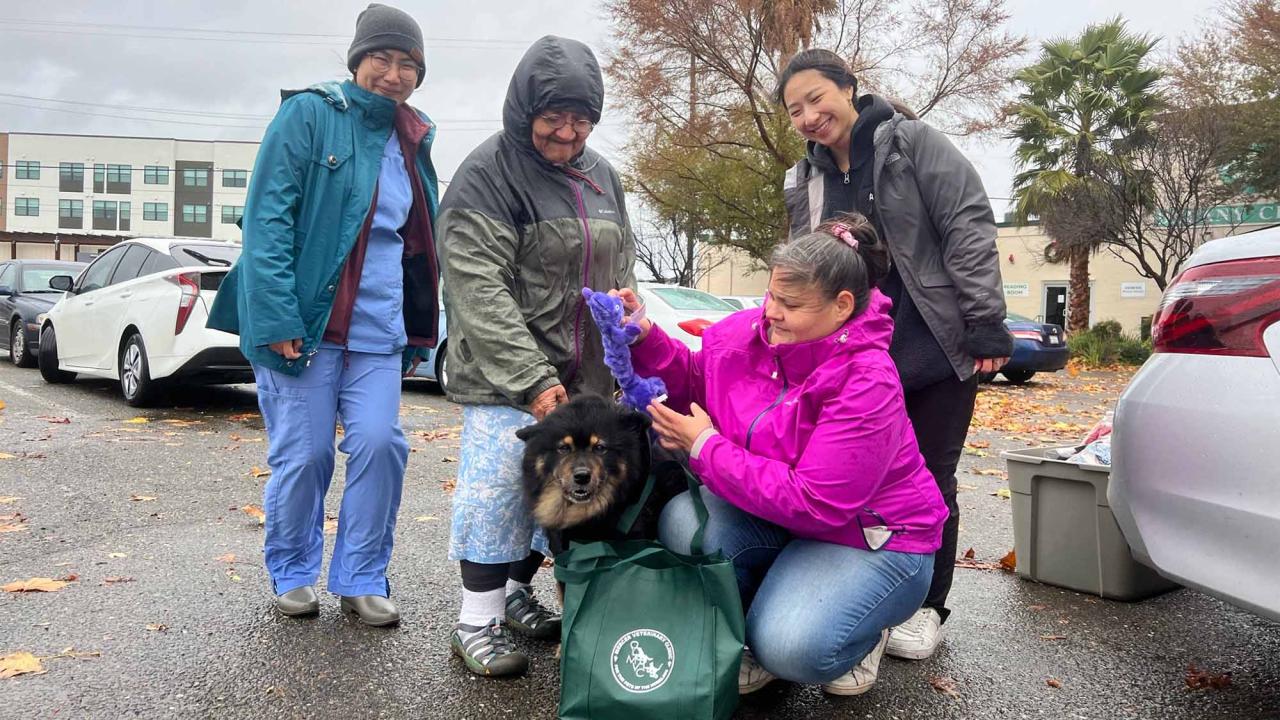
[697,207,1278,337]
[1,131,258,261]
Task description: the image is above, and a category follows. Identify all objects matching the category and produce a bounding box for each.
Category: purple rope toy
[581,287,667,413]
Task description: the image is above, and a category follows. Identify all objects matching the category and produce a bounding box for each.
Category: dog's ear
[515,422,540,442]
[622,408,652,434]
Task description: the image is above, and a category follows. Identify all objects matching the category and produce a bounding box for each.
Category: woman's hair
[772,49,920,120]
[773,49,856,105]
[769,213,890,318]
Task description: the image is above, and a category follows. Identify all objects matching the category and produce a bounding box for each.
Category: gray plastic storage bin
[1002,447,1179,601]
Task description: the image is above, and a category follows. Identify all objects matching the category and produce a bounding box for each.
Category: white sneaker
[886,607,944,660]
[821,629,889,696]
[738,647,777,694]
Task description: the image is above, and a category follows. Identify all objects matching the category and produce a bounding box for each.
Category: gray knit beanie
[347,3,426,88]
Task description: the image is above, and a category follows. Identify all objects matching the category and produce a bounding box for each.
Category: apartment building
[0,131,259,260]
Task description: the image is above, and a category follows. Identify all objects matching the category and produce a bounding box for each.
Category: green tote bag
[553,470,745,720]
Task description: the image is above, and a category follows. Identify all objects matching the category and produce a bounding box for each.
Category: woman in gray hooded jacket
[437,35,637,678]
[775,49,1013,663]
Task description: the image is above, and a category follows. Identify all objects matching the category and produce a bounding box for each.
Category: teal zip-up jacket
[207,80,440,375]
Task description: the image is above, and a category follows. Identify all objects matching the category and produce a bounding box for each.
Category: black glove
[964,320,1013,359]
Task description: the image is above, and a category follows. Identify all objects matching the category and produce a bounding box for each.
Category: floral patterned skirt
[448,404,550,563]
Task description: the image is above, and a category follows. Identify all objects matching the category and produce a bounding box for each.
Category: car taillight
[173,272,201,334]
[1011,329,1042,341]
[1152,256,1280,357]
[677,319,713,337]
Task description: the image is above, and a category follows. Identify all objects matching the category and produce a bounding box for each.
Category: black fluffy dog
[515,393,686,556]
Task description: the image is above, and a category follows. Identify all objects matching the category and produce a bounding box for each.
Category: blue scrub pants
[252,348,409,597]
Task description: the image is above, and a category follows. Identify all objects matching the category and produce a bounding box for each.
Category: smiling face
[781,69,858,152]
[530,108,591,165]
[764,270,855,345]
[353,48,419,104]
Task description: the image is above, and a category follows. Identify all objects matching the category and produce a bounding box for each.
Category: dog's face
[515,394,650,531]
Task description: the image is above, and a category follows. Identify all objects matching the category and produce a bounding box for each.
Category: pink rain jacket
[632,289,947,553]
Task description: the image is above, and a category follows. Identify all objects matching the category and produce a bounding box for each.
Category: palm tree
[1008,18,1162,334]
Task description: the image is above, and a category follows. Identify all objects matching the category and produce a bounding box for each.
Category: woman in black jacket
[775,49,1012,661]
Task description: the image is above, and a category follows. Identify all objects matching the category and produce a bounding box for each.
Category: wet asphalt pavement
[1,361,1277,719]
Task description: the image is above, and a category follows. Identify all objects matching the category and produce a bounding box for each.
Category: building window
[59,199,84,229]
[93,200,118,230]
[182,203,208,224]
[119,201,131,232]
[105,164,131,183]
[60,162,85,192]
[143,202,168,221]
[221,205,244,224]
[222,169,248,188]
[15,161,40,180]
[15,198,40,216]
[144,166,170,185]
[93,164,105,193]
[182,168,209,187]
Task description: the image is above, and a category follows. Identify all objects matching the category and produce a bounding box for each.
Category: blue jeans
[253,348,409,598]
[659,487,934,685]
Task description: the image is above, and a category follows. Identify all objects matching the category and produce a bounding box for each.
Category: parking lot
[2,362,1278,719]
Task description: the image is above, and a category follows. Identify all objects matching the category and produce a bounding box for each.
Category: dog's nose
[572,468,592,485]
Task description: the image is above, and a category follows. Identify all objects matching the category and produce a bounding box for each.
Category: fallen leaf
[991,488,1012,500]
[129,495,157,502]
[962,547,976,560]
[145,623,169,632]
[123,417,150,424]
[1047,677,1063,688]
[974,469,1008,479]
[102,577,134,585]
[1041,634,1068,641]
[956,483,979,491]
[0,513,29,533]
[323,517,338,535]
[929,676,961,699]
[228,413,259,422]
[0,651,46,679]
[1185,664,1232,690]
[214,553,236,564]
[2,577,72,593]
[1028,604,1048,611]
[0,453,15,460]
[241,505,266,524]
[999,550,1017,573]
[37,416,70,424]
[967,440,990,449]
[248,467,271,478]
[414,515,438,522]
[0,496,19,504]
[161,419,203,427]
[442,456,458,463]
[107,552,128,559]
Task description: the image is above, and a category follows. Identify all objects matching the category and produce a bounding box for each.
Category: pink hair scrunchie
[829,222,859,250]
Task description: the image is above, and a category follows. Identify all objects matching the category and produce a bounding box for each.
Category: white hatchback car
[1109,228,1280,621]
[635,282,738,350]
[38,238,249,406]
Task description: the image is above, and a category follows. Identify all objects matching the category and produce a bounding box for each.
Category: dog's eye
[557,443,572,455]
[592,444,607,455]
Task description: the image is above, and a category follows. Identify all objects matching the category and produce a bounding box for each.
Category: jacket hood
[502,36,604,152]
[752,288,895,378]
[280,80,433,129]
[806,93,896,174]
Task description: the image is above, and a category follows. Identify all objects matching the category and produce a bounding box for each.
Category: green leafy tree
[1007,18,1162,333]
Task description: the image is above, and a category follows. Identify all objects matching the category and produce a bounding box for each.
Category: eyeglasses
[538,112,594,135]
[366,52,421,80]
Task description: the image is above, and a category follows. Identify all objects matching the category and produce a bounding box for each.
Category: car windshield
[22,267,79,292]
[171,243,240,268]
[647,286,736,312]
[1006,312,1035,323]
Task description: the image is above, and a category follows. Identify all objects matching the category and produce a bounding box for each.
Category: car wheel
[434,341,449,395]
[37,325,76,383]
[1002,369,1036,385]
[119,333,160,407]
[11,320,35,368]
[976,371,997,383]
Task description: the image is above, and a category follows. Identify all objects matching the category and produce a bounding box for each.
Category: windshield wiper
[179,249,232,267]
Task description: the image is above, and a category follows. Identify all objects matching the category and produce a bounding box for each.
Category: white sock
[506,578,531,597]
[458,587,505,628]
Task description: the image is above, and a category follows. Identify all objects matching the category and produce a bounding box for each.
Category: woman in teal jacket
[207,3,439,626]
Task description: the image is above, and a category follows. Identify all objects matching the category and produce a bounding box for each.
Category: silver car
[1109,228,1280,621]
[636,282,737,350]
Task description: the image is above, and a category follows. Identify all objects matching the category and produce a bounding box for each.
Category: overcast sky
[0,0,1216,216]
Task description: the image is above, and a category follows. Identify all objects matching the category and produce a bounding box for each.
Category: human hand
[269,339,303,360]
[530,384,568,421]
[647,400,713,453]
[610,288,652,341]
[974,357,1009,374]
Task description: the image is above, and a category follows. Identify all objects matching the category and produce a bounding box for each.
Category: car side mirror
[48,275,74,292]
[0,286,12,296]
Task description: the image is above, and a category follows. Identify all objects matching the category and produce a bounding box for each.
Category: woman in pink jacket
[619,214,948,696]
